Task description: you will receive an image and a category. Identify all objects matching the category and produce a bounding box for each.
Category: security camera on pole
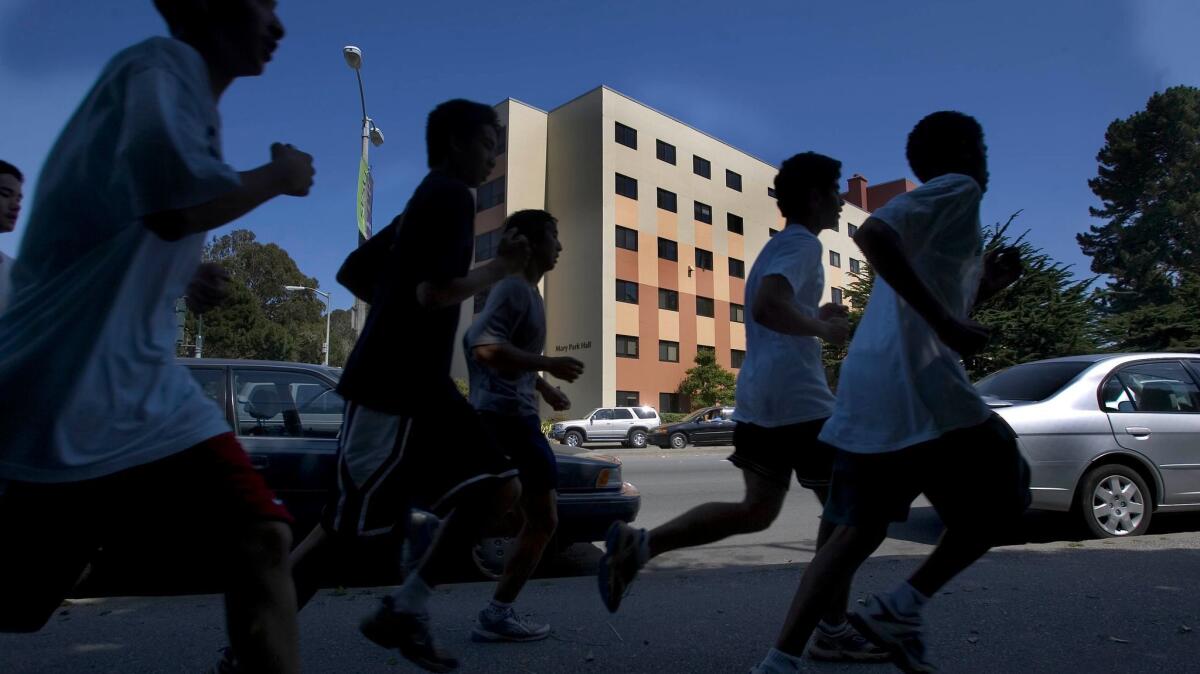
[343,45,384,335]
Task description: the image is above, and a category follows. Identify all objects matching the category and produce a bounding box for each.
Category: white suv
[549,406,662,448]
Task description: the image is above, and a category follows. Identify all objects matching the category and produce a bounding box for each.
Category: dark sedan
[649,406,736,449]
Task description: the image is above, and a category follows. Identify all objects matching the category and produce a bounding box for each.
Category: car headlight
[595,466,622,488]
[552,423,564,430]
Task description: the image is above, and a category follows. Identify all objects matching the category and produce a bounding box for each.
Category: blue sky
[2,0,1198,312]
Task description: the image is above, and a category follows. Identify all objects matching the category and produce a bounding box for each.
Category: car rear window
[633,407,658,419]
[975,361,1092,402]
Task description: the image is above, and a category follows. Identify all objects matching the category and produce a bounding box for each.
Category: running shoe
[359,596,458,672]
[471,606,551,642]
[807,622,891,662]
[848,594,936,673]
[596,521,645,613]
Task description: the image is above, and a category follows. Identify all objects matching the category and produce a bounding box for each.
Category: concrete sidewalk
[4,536,1200,673]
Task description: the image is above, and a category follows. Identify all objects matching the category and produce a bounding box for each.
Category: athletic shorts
[0,432,291,633]
[822,413,1032,529]
[322,397,517,538]
[479,412,558,493]
[728,418,836,490]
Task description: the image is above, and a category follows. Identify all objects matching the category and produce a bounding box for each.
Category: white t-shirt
[732,225,836,427]
[0,251,12,315]
[819,174,991,454]
[0,38,241,482]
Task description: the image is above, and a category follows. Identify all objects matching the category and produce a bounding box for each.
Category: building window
[615,122,637,149]
[658,288,679,311]
[726,169,742,192]
[475,228,502,262]
[694,201,713,224]
[729,258,745,279]
[696,296,715,317]
[656,140,676,165]
[616,390,640,407]
[730,303,745,323]
[657,188,678,213]
[848,223,859,238]
[615,173,638,199]
[769,228,779,237]
[615,225,638,251]
[768,186,777,198]
[616,279,639,304]
[727,213,744,235]
[693,155,711,179]
[476,176,505,212]
[660,392,682,413]
[616,335,639,358]
[829,250,841,268]
[496,125,507,155]
[832,287,844,305]
[473,290,489,314]
[849,258,862,274]
[695,248,714,270]
[659,340,680,363]
[731,349,746,369]
[658,237,678,262]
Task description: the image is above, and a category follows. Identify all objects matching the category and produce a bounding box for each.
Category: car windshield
[683,408,713,422]
[975,361,1092,402]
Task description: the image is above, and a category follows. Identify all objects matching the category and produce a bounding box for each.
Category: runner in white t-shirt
[0,160,21,316]
[599,153,885,662]
[752,113,1028,674]
[0,4,314,673]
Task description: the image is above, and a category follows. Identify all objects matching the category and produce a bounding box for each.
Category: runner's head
[906,111,988,192]
[426,99,501,188]
[152,0,285,80]
[504,209,561,276]
[774,152,842,232]
[0,160,22,233]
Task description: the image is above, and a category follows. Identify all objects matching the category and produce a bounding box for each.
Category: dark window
[616,225,639,251]
[848,223,859,238]
[616,335,639,359]
[849,258,862,274]
[696,297,715,317]
[695,248,714,270]
[1107,362,1200,413]
[658,237,678,262]
[727,213,744,235]
[476,176,505,212]
[829,250,841,268]
[616,279,639,304]
[656,140,676,165]
[975,361,1092,403]
[612,408,634,420]
[475,228,502,262]
[633,406,658,419]
[831,287,844,305]
[659,340,680,363]
[615,122,637,149]
[694,201,713,224]
[658,288,679,311]
[188,368,227,409]
[473,290,489,314]
[657,188,678,212]
[730,303,745,323]
[769,228,779,237]
[726,169,742,191]
[234,369,343,439]
[767,186,777,198]
[731,349,746,369]
[496,125,507,155]
[592,409,614,421]
[615,173,638,199]
[660,392,683,413]
[693,155,711,178]
[616,390,640,407]
[729,258,745,279]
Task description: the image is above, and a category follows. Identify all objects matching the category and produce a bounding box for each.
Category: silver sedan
[977,353,1200,538]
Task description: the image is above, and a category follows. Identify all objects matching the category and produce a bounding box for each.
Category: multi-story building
[452,86,910,417]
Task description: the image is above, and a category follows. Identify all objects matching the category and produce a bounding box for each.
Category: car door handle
[1125,427,1151,438]
[249,455,271,469]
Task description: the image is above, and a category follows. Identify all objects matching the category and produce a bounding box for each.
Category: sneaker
[596,521,645,613]
[208,647,240,674]
[807,622,891,662]
[471,606,551,642]
[848,594,936,673]
[359,596,459,672]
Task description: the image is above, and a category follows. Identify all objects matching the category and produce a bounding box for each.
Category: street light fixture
[344,44,383,335]
[284,285,332,366]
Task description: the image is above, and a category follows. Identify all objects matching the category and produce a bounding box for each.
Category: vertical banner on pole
[356,157,374,242]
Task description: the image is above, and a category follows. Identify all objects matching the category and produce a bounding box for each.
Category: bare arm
[751,275,848,344]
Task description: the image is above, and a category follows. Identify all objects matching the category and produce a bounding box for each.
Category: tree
[677,350,737,410]
[327,308,358,368]
[1077,86,1200,350]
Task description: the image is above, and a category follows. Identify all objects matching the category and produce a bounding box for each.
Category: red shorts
[0,432,291,632]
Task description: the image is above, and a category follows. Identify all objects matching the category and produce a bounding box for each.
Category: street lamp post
[284,285,332,366]
[343,45,384,336]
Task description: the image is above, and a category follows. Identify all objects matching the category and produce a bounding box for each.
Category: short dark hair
[906,111,984,183]
[425,99,501,168]
[503,209,557,246]
[0,160,22,182]
[774,152,841,220]
[152,0,202,36]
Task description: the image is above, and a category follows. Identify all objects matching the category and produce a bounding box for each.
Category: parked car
[976,353,1200,539]
[549,406,662,448]
[649,406,736,449]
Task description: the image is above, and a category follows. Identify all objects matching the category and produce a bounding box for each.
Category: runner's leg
[492,488,557,604]
[647,469,787,558]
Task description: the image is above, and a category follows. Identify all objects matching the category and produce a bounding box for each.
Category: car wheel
[669,432,688,449]
[563,431,583,447]
[471,537,514,581]
[629,430,648,448]
[1077,464,1151,538]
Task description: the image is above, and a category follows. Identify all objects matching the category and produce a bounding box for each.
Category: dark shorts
[822,413,1032,529]
[728,418,836,490]
[0,432,291,633]
[322,397,517,538]
[480,412,558,494]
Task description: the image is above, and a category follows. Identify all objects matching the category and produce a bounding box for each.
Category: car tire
[1077,464,1152,538]
[471,536,514,581]
[629,430,648,448]
[669,432,688,449]
[563,431,583,448]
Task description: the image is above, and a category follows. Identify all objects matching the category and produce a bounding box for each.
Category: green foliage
[454,378,470,398]
[659,412,689,424]
[676,349,737,410]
